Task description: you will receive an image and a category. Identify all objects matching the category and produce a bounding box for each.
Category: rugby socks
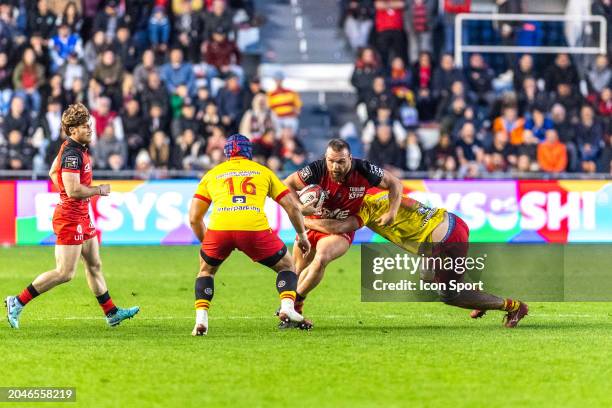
[294,292,306,314]
[16,284,39,306]
[276,271,298,310]
[502,298,520,312]
[195,276,214,325]
[97,291,118,316]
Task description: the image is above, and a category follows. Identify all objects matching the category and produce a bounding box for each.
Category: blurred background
[0,0,611,246]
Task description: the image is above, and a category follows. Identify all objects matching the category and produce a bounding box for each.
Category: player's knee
[56,268,76,283]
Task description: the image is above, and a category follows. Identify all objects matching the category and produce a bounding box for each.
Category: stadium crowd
[343,0,612,176]
[0,0,307,176]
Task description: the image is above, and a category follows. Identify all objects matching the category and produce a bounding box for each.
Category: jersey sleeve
[297,159,325,186]
[355,159,384,187]
[60,149,83,173]
[193,174,212,204]
[268,170,290,202]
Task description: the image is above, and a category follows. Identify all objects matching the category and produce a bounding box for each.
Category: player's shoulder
[297,158,325,181]
[353,158,384,177]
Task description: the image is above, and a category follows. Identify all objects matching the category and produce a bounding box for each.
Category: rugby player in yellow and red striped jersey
[188,134,311,335]
[303,190,529,328]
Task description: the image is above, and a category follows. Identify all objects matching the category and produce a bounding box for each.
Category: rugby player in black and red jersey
[283,139,404,320]
[5,103,139,329]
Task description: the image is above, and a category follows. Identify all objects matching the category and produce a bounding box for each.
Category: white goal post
[454,13,608,67]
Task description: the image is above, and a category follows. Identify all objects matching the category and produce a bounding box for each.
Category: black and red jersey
[297,158,383,219]
[54,137,93,219]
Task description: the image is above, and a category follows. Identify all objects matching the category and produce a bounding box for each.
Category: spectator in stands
[133,49,157,92]
[91,96,124,144]
[93,48,124,108]
[515,153,534,173]
[404,130,424,171]
[412,51,435,121]
[93,0,123,42]
[554,81,582,121]
[351,47,383,104]
[202,27,242,80]
[442,0,470,53]
[141,71,169,118]
[342,0,375,52]
[362,105,406,149]
[66,77,86,106]
[148,6,170,52]
[114,24,138,72]
[49,23,84,72]
[513,54,538,92]
[428,132,455,171]
[404,0,435,63]
[0,51,10,115]
[524,107,553,142]
[455,121,483,168]
[364,75,395,121]
[493,104,525,145]
[122,99,147,167]
[537,128,567,173]
[545,54,578,92]
[57,2,83,35]
[283,147,307,173]
[33,97,63,148]
[171,128,205,170]
[206,125,227,156]
[146,103,170,138]
[94,124,127,169]
[148,130,171,169]
[58,52,88,92]
[598,134,612,173]
[267,71,302,133]
[437,80,473,127]
[1,130,34,170]
[239,93,276,139]
[173,0,205,62]
[27,0,56,41]
[432,53,464,101]
[517,76,548,116]
[576,104,605,173]
[587,54,612,95]
[216,73,245,133]
[484,130,516,172]
[202,101,223,139]
[160,48,196,97]
[3,96,30,138]
[84,31,108,73]
[46,73,67,108]
[373,0,406,68]
[12,48,45,116]
[465,53,495,106]
[368,123,405,173]
[597,87,612,131]
[388,56,412,100]
[203,0,234,40]
[243,76,265,114]
[29,33,51,76]
[252,127,278,161]
[172,103,203,140]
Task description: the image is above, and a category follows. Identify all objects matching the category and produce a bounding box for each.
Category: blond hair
[61,103,90,136]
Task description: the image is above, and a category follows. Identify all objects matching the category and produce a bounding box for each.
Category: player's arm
[376,171,403,226]
[277,193,311,255]
[62,172,110,199]
[283,160,325,216]
[48,156,59,188]
[189,196,210,243]
[304,216,360,234]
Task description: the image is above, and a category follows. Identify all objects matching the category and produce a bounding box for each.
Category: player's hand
[376,211,395,227]
[98,184,111,196]
[296,232,311,256]
[300,201,318,216]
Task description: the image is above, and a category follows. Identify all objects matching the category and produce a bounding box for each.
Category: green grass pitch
[1,245,611,407]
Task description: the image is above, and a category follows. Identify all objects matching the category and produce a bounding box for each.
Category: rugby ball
[298,184,325,209]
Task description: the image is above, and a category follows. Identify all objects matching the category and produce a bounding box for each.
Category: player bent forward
[304,190,529,328]
[5,103,139,329]
[188,134,311,335]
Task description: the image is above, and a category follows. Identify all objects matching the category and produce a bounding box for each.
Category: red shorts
[305,230,355,248]
[201,229,286,266]
[433,213,470,286]
[53,213,97,245]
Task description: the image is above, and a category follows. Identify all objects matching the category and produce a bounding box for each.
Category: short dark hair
[327,138,350,153]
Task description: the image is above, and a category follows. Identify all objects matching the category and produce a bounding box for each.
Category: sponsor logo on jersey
[277,280,286,288]
[84,163,91,172]
[204,288,213,295]
[349,186,366,199]
[368,163,384,178]
[232,195,247,204]
[64,156,79,170]
[76,224,83,234]
[298,166,312,181]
